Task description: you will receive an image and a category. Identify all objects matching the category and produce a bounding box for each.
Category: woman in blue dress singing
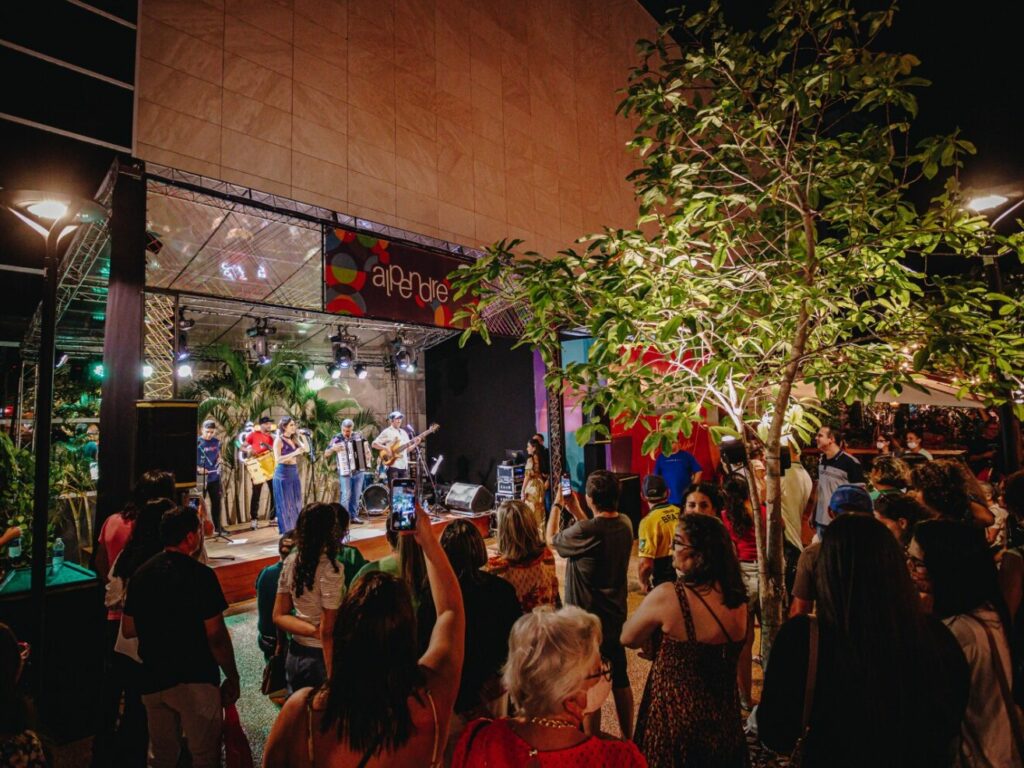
[273,416,308,533]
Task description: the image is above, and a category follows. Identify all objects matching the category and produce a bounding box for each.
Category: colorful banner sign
[323,228,472,329]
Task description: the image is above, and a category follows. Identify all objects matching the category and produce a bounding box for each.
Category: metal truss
[143,292,176,400]
[146,164,486,260]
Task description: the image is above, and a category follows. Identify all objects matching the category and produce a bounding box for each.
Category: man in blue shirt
[653,446,704,506]
[255,531,295,660]
[196,420,224,534]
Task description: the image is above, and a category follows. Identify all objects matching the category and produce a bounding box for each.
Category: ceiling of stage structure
[23,163,530,361]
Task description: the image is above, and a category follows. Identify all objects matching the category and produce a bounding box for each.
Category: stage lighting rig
[329,327,356,370]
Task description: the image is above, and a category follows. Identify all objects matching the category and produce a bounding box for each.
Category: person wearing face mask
[874,432,902,458]
[622,513,749,767]
[452,606,645,767]
[902,429,932,462]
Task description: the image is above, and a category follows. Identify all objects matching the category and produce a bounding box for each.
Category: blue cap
[829,484,873,515]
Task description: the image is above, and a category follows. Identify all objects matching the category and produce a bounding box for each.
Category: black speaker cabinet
[614,472,641,537]
[135,400,198,488]
[446,482,494,513]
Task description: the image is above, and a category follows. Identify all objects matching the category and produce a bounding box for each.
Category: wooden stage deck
[206,512,492,604]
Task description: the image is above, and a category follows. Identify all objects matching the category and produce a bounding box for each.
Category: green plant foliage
[451,0,1024,654]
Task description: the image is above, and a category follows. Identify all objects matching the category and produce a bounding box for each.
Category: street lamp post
[0,190,107,698]
[968,190,1024,475]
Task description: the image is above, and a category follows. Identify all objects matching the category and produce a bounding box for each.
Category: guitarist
[373,411,412,482]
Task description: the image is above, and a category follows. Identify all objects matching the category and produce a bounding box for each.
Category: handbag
[223,704,255,768]
[261,652,286,697]
[789,616,819,767]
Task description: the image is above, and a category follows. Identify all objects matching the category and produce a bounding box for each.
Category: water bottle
[52,537,65,572]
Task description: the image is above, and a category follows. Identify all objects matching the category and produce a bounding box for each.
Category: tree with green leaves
[452,0,1024,656]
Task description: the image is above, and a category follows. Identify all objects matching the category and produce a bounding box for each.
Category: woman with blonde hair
[484,500,560,612]
[452,606,645,767]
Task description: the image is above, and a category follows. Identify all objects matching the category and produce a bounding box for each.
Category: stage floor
[205,511,491,603]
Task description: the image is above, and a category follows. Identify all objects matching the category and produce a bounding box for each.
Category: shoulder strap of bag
[967,614,1024,758]
[801,616,819,732]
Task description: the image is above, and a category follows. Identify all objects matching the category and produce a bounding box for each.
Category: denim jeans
[339,471,368,520]
[286,640,326,693]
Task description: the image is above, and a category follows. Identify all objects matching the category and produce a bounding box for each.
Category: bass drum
[360,483,390,516]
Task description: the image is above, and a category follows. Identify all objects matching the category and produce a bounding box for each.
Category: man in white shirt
[373,411,411,482]
[779,441,812,594]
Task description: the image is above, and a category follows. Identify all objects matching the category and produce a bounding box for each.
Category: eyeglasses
[585,657,612,683]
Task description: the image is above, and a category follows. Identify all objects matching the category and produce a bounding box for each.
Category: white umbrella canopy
[791,375,986,409]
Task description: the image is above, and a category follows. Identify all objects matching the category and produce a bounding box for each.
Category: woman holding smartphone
[263,503,464,767]
[273,416,308,534]
[521,438,548,528]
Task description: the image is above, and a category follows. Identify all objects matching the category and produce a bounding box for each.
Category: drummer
[325,417,373,525]
[243,416,276,530]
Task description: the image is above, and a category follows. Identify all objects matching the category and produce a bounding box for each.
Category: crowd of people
[3,419,1024,768]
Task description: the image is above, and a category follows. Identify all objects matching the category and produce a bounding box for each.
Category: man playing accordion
[325,417,373,525]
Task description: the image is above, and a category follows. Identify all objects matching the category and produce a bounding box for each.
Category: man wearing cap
[197,420,224,534]
[325,418,373,524]
[636,475,681,593]
[243,416,276,529]
[373,411,412,482]
[790,484,873,616]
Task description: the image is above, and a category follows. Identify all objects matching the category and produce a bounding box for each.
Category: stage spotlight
[354,363,368,380]
[334,344,353,369]
[177,308,195,331]
[142,363,154,379]
[55,352,69,369]
[394,347,411,371]
[176,362,193,379]
[303,368,316,381]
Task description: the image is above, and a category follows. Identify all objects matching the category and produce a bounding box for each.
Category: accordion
[335,435,373,476]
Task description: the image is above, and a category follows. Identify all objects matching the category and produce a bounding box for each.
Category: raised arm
[414,506,464,703]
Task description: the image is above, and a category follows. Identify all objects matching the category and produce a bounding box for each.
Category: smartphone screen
[391,479,417,531]
[560,475,572,496]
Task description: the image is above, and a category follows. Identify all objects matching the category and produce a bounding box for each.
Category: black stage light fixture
[177,308,195,331]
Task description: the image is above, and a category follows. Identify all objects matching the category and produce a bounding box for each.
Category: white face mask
[584,674,612,714]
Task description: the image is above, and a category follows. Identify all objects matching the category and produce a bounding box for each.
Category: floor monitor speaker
[446,482,494,513]
[135,400,198,488]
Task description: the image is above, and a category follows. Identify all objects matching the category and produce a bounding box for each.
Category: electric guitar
[378,423,439,467]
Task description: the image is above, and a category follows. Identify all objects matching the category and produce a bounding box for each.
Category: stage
[205,510,492,604]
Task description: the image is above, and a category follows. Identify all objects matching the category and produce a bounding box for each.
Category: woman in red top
[720,475,759,710]
[452,606,645,767]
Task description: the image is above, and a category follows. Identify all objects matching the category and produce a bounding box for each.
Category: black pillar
[96,160,146,539]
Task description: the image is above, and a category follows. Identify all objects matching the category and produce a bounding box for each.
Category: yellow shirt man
[637,502,681,592]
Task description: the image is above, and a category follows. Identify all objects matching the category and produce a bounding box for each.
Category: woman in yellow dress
[521,438,548,528]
